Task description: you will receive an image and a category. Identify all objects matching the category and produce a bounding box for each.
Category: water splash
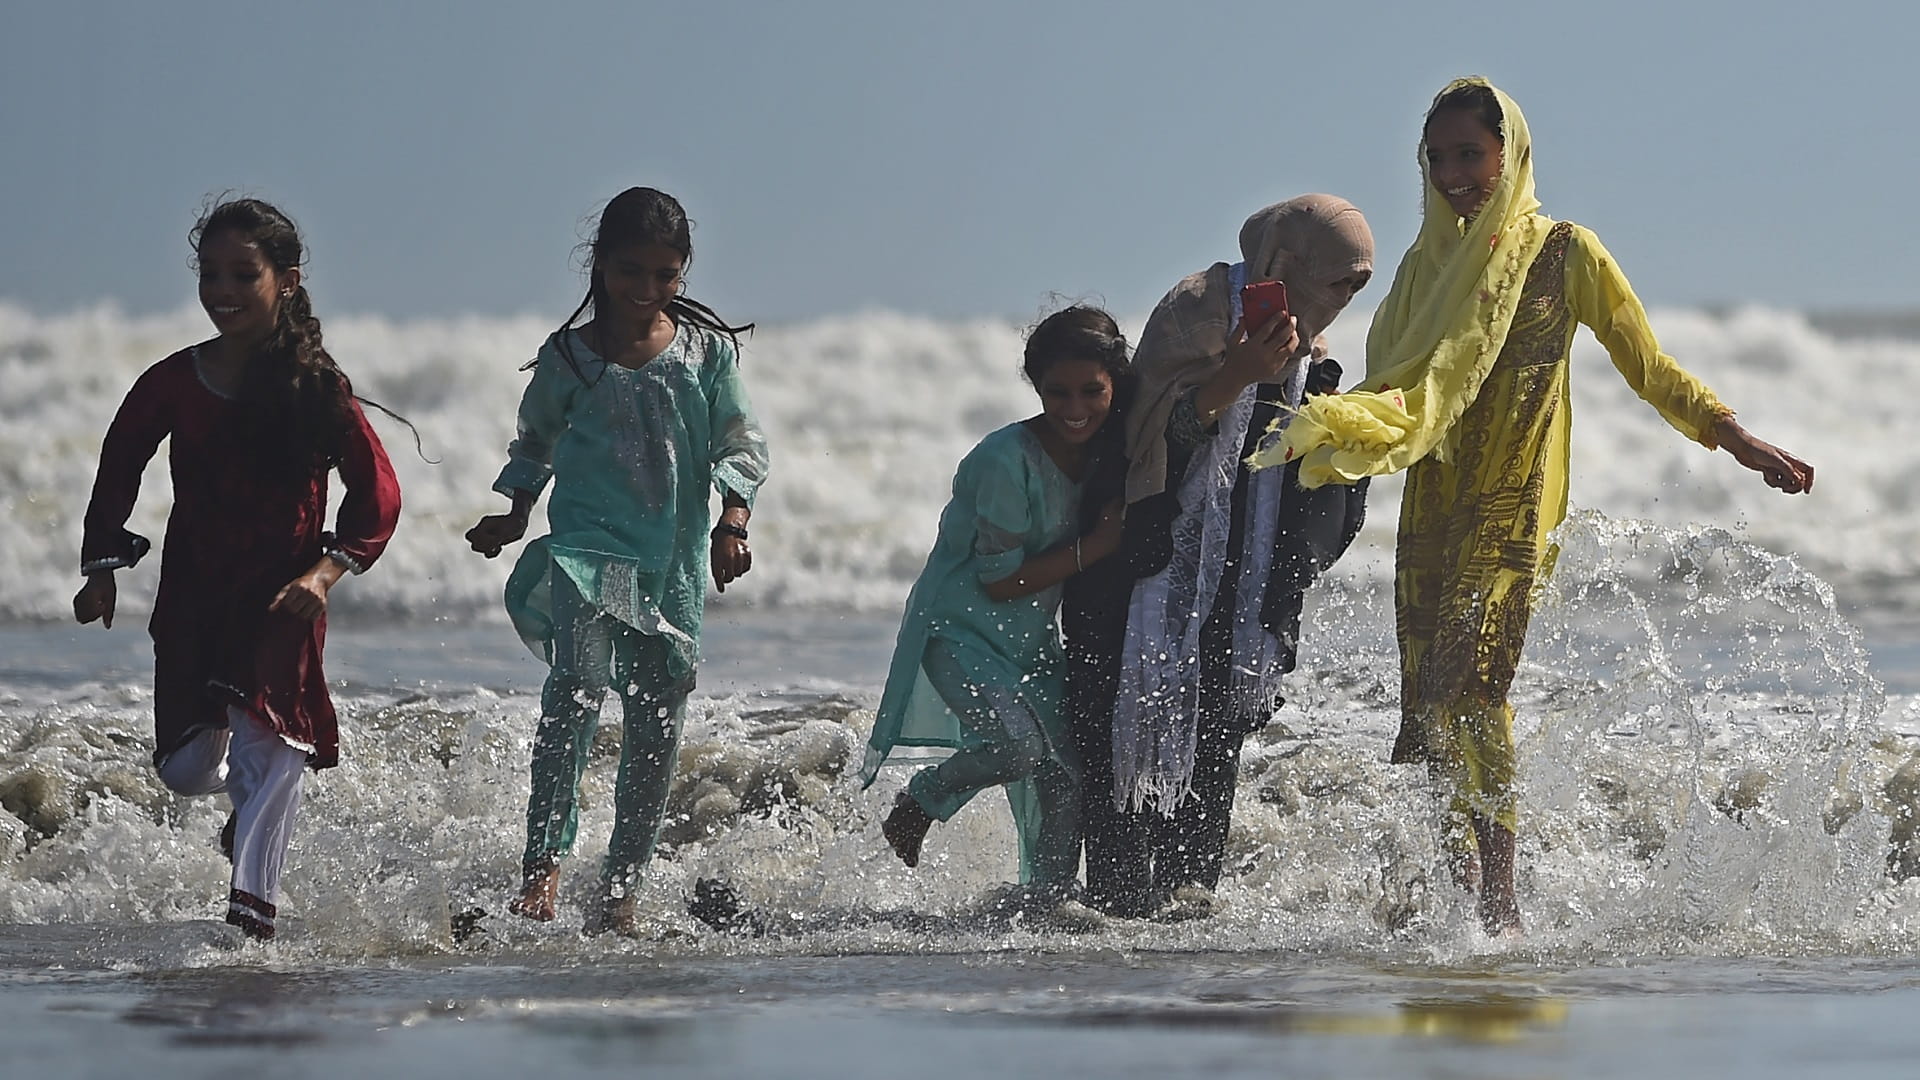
[0,511,1914,963]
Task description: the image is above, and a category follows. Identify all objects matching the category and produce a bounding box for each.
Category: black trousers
[1150,717,1247,892]
[1068,592,1260,916]
[1067,611,1155,916]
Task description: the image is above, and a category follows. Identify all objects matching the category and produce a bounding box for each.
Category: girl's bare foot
[1471,816,1524,936]
[508,861,560,922]
[1479,889,1525,938]
[583,890,639,938]
[882,791,933,868]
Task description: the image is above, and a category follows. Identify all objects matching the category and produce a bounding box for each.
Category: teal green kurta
[865,422,1082,877]
[497,325,769,683]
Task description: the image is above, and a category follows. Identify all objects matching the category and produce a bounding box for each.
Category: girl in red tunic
[73,198,403,940]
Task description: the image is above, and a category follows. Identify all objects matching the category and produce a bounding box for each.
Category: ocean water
[3,298,1912,621]
[4,302,1920,1075]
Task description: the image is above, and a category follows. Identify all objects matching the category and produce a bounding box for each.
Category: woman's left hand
[1715,417,1814,494]
[270,559,346,621]
[711,532,752,592]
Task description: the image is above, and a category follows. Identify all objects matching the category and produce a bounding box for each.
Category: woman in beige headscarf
[1259,78,1813,934]
[1063,195,1374,918]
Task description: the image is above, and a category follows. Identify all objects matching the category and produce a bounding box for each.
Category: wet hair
[191,198,418,473]
[1022,304,1132,389]
[1425,82,1504,143]
[549,187,754,384]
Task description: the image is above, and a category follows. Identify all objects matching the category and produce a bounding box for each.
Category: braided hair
[545,187,754,383]
[192,197,422,473]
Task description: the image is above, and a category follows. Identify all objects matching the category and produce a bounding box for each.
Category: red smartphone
[1241,279,1289,333]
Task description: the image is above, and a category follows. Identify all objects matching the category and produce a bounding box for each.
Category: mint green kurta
[497,325,769,683]
[865,422,1082,873]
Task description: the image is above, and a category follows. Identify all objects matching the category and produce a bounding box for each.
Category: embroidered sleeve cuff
[711,464,763,510]
[80,554,136,575]
[79,531,151,576]
[323,546,367,575]
[493,461,552,500]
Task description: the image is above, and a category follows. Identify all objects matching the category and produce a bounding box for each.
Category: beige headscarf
[1124,195,1374,504]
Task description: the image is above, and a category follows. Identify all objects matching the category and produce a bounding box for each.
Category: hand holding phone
[1240,279,1289,333]
[1220,278,1301,390]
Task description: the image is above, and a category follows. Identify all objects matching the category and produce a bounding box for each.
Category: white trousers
[156,706,308,939]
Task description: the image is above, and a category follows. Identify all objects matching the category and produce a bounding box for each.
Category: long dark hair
[1023,304,1136,511]
[191,197,420,472]
[545,187,753,384]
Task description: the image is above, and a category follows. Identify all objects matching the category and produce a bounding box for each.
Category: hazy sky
[2,1,1909,324]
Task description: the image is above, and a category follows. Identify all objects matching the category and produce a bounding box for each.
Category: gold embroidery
[1393,222,1578,816]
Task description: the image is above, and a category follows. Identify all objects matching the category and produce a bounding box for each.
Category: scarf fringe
[1111,353,1301,813]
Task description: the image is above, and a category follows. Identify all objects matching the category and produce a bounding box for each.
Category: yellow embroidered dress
[1257,78,1733,832]
[1392,220,1729,827]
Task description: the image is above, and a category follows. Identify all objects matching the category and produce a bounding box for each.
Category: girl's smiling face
[1034,356,1115,446]
[1424,107,1505,220]
[197,229,295,344]
[599,242,686,325]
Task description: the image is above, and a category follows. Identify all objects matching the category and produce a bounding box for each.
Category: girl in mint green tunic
[867,306,1131,897]
[467,188,769,937]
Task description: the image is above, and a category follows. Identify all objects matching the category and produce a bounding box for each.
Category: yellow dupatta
[1251,78,1555,486]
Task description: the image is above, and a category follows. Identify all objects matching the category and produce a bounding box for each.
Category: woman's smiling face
[1034,356,1115,446]
[1424,106,1505,220]
[197,229,295,344]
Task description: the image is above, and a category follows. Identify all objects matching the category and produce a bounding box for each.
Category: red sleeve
[324,397,402,573]
[79,359,177,573]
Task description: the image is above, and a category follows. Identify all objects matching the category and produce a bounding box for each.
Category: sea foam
[0,301,1901,622]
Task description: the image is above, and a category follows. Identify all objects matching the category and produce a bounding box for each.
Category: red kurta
[80,348,402,769]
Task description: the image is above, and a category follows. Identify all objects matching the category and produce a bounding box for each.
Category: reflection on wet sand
[1066,993,1569,1046]
[122,971,337,1048]
[1303,995,1570,1044]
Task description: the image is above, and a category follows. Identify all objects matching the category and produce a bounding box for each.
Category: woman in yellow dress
[1260,77,1814,934]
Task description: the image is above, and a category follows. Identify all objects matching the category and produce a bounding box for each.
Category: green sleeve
[702,334,771,507]
[493,340,576,497]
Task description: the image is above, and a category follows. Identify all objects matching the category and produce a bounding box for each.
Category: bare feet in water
[1479,890,1524,938]
[583,890,639,938]
[1471,816,1524,937]
[882,792,933,868]
[508,861,560,922]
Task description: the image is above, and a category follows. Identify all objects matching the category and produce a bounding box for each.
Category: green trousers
[523,572,689,894]
[906,638,1082,888]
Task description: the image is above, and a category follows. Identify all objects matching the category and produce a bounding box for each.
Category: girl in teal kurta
[866,306,1132,897]
[467,188,770,937]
